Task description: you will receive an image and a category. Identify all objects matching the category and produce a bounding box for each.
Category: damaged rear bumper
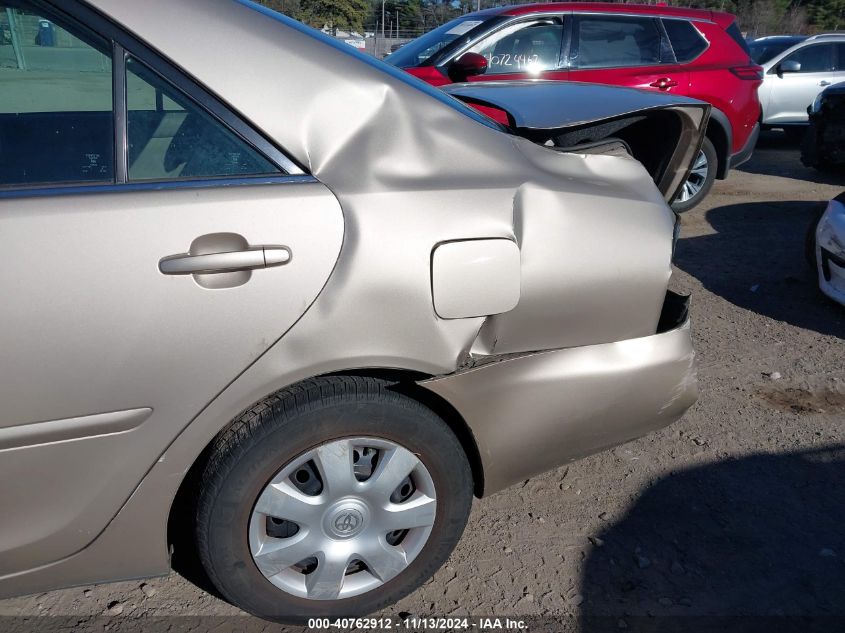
[420,292,698,495]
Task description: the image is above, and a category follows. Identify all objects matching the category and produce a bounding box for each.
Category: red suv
[388,3,762,211]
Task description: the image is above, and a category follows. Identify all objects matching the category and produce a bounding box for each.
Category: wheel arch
[321,368,485,497]
[706,108,732,179]
[167,368,486,574]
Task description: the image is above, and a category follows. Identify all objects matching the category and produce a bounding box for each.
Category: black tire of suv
[194,376,474,623]
[671,137,718,214]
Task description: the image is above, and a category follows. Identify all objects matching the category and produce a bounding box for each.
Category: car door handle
[650,78,678,90]
[159,246,291,275]
[819,80,832,87]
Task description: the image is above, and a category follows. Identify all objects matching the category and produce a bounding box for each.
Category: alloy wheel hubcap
[248,437,436,600]
[678,149,709,202]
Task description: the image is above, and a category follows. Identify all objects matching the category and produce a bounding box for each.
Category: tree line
[256,0,843,38]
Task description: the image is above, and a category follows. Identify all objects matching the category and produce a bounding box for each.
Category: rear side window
[126,57,279,181]
[572,16,664,69]
[0,3,113,187]
[662,19,708,63]
[725,22,751,57]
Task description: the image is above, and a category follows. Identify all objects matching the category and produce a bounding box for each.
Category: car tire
[195,376,474,623]
[671,137,717,213]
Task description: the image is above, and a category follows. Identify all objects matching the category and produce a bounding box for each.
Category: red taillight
[730,65,764,81]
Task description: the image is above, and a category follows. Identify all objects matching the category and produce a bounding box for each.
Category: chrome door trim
[0,175,318,200]
[113,42,129,183]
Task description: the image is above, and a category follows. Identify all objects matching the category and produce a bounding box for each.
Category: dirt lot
[1,132,843,632]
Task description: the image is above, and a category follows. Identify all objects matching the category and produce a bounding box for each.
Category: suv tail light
[730,65,764,80]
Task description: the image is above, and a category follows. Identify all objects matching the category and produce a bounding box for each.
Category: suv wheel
[195,376,474,623]
[671,137,717,213]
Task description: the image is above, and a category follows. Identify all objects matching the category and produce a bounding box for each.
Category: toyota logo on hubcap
[332,508,364,536]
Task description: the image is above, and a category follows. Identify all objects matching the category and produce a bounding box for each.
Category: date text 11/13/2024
[307,617,528,630]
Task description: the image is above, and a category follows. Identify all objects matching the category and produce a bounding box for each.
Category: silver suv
[757,34,845,130]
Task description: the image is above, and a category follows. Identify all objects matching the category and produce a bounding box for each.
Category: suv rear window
[726,22,752,57]
[662,19,707,62]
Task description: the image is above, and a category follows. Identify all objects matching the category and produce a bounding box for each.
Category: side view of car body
[758,33,845,130]
[806,193,845,307]
[802,81,845,171]
[387,2,762,212]
[0,0,701,622]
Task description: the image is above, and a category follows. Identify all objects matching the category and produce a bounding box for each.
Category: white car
[808,193,845,306]
[758,34,845,133]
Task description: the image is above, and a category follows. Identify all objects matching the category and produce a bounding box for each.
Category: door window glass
[573,16,663,69]
[835,43,845,71]
[662,19,707,63]
[126,57,280,181]
[782,44,834,73]
[0,2,113,187]
[466,18,563,75]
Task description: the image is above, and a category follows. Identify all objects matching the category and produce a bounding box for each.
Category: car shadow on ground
[578,446,845,632]
[737,132,845,186]
[673,200,845,339]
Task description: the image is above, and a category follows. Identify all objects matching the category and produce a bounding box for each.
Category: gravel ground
[1,132,843,632]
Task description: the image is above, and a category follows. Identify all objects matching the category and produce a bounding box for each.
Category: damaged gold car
[0,0,704,622]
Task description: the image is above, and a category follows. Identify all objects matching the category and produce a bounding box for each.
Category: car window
[749,38,805,64]
[572,15,664,69]
[126,57,280,181]
[836,43,845,71]
[385,15,500,68]
[783,44,834,73]
[0,2,113,187]
[662,19,708,63]
[466,18,564,75]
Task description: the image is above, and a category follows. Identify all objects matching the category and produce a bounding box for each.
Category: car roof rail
[806,32,845,40]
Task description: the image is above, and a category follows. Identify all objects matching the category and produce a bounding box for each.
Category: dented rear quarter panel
[0,0,699,596]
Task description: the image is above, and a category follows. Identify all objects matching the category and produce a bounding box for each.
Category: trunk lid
[444,80,710,203]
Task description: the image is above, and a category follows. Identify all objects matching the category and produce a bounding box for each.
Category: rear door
[0,1,343,573]
[567,13,688,96]
[767,43,836,123]
[458,15,568,82]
